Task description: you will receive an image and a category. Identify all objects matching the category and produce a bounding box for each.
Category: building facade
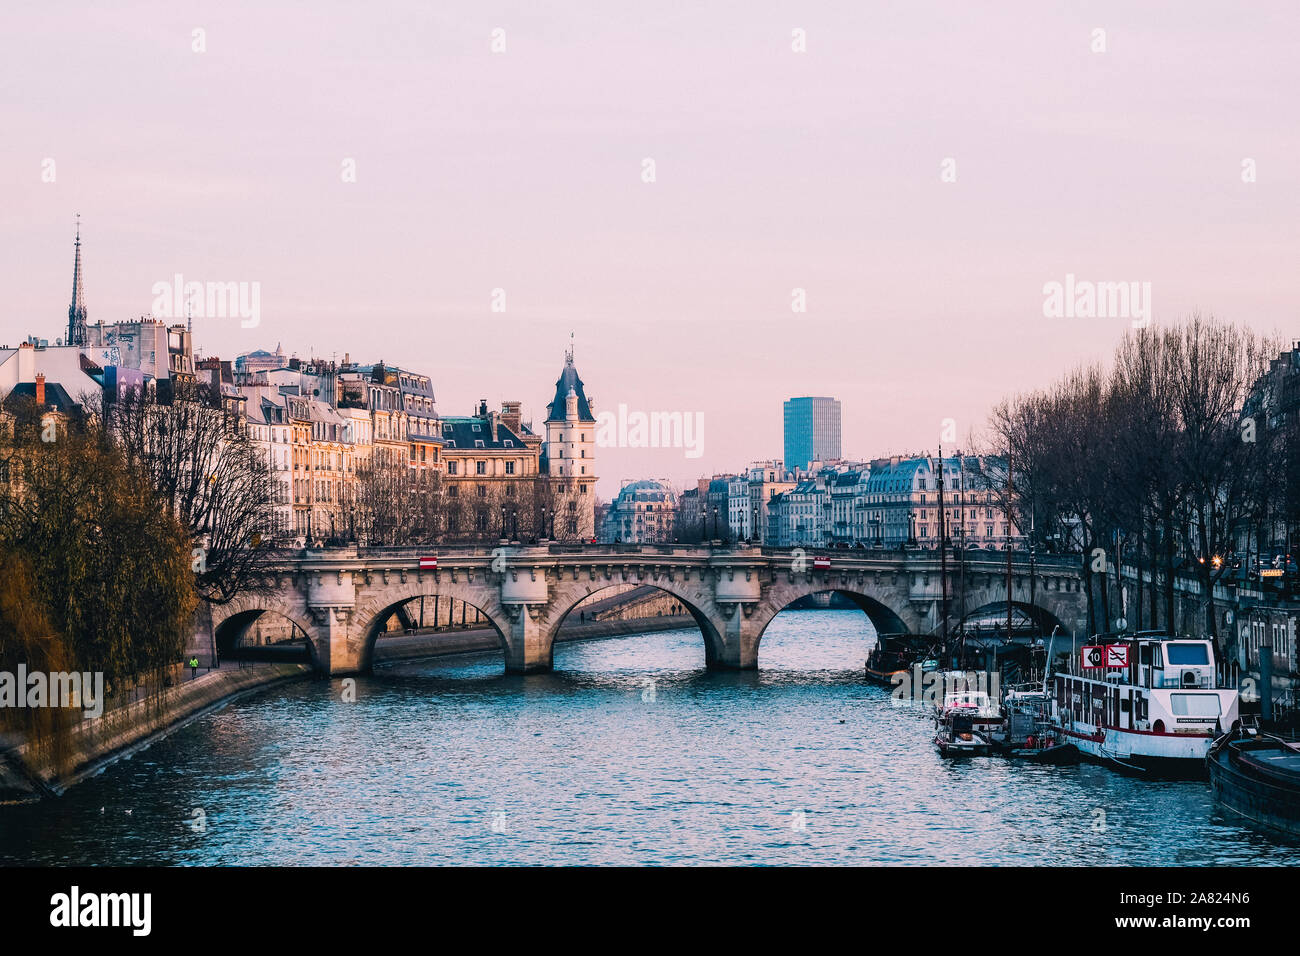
[783,396,841,472]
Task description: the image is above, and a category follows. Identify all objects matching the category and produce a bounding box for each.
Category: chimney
[500,401,522,434]
[35,373,46,406]
[478,398,488,417]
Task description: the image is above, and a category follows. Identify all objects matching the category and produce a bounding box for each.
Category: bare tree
[105,379,274,605]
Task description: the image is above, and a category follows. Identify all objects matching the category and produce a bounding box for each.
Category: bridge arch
[743,574,915,667]
[351,581,514,673]
[955,599,1066,639]
[211,595,322,666]
[541,573,728,668]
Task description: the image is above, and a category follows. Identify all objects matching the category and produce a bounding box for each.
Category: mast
[937,445,949,655]
[958,452,967,660]
[1006,451,1014,641]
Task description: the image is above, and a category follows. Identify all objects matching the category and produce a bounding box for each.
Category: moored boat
[865,634,938,687]
[1208,728,1300,839]
[934,705,992,757]
[1051,631,1238,778]
[989,688,1079,764]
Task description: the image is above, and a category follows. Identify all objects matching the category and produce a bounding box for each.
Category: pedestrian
[189,655,199,680]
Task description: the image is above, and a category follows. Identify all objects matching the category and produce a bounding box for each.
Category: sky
[2,1,1297,499]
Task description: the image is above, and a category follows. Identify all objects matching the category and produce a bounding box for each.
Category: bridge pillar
[501,605,552,674]
[305,570,360,674]
[708,604,762,670]
[309,606,363,675]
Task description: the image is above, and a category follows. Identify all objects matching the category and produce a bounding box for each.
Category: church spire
[67,214,88,348]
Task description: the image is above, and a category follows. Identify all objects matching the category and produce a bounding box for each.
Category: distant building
[441,400,543,540]
[746,460,797,545]
[859,455,1019,549]
[783,396,841,471]
[600,479,677,544]
[542,346,597,540]
[234,345,288,376]
[767,477,828,547]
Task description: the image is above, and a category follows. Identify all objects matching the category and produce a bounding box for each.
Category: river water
[3,610,1297,866]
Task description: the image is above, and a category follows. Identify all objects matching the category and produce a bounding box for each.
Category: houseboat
[1208,724,1300,839]
[1051,631,1238,777]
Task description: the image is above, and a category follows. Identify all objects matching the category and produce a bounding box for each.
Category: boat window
[1151,646,1163,668]
[1170,693,1221,718]
[1165,643,1210,666]
[1139,644,1152,665]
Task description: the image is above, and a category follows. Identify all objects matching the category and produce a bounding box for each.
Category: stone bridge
[210,545,1088,675]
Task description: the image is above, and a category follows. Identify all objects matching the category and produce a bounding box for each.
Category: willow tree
[0,397,196,693]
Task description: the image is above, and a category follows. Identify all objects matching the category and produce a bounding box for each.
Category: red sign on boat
[813,556,831,570]
[419,556,438,570]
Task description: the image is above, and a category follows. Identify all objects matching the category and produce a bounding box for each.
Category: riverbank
[0,661,310,804]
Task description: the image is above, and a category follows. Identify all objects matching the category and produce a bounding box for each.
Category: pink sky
[2,1,1297,498]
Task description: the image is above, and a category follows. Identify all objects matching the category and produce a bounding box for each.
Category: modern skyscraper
[783,396,841,471]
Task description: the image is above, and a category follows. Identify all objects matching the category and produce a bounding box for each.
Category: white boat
[932,683,1001,757]
[1051,631,1238,777]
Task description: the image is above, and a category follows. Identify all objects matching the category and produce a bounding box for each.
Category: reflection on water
[2,610,1296,866]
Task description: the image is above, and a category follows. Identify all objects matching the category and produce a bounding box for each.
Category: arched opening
[947,601,1069,684]
[215,609,315,664]
[546,583,723,673]
[756,589,909,673]
[955,601,1065,642]
[361,593,509,672]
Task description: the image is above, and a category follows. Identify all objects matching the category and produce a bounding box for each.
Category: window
[505,461,515,475]
[1166,643,1210,666]
[475,440,485,448]
[447,461,458,475]
[476,461,486,475]
[1170,694,1221,718]
[477,485,487,497]
[472,423,481,432]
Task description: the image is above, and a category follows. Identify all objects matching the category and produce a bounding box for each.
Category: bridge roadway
[210,545,1088,675]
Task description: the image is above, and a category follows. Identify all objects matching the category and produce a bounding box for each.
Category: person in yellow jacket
[189,656,199,679]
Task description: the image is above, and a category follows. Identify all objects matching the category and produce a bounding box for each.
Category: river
[3,609,1297,866]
